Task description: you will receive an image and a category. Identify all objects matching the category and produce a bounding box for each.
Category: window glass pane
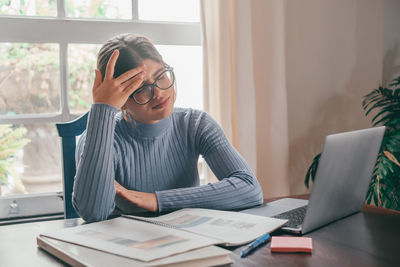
[68,44,100,114]
[0,123,62,196]
[0,0,56,16]
[156,45,203,110]
[66,0,131,19]
[139,0,200,22]
[0,43,60,115]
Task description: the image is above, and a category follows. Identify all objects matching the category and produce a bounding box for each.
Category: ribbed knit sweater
[73,103,263,222]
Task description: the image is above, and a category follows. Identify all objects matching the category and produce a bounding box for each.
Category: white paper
[126,208,287,246]
[41,217,218,262]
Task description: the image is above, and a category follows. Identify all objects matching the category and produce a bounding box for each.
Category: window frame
[0,0,201,220]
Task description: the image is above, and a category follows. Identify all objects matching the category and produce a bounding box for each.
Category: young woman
[73,33,263,222]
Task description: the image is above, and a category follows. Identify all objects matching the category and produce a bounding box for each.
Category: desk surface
[1,199,400,267]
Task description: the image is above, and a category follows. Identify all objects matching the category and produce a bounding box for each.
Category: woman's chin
[151,105,174,120]
[126,101,174,124]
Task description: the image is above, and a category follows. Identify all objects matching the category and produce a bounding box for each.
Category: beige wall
[285,0,383,194]
[240,0,387,196]
[223,0,399,197]
[383,0,400,82]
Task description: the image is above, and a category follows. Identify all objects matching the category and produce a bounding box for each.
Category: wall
[383,0,400,82]
[215,0,396,197]
[236,0,385,196]
[285,0,383,194]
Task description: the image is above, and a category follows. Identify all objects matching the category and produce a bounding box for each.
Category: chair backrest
[56,112,88,219]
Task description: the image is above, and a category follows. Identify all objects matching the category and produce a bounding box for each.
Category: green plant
[305,75,400,211]
[68,44,100,112]
[0,125,30,186]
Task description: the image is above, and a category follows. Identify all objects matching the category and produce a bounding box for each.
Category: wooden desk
[1,199,399,266]
[231,204,400,266]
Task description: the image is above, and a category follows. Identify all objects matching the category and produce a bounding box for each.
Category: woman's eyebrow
[151,67,165,79]
[143,67,165,84]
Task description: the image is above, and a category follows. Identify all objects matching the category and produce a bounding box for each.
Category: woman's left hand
[114,181,158,212]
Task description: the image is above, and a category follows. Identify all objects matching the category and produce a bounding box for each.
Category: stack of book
[37,208,287,266]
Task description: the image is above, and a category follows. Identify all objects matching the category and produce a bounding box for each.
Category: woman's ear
[121,105,129,122]
[173,85,177,103]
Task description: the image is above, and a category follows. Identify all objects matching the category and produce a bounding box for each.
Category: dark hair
[97,33,164,80]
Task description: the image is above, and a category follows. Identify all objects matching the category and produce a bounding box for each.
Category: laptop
[242,126,385,235]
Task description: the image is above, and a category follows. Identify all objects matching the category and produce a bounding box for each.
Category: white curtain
[201,0,237,144]
[201,0,291,197]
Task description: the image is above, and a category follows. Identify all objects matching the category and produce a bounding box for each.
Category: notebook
[37,235,233,267]
[39,208,287,262]
[242,126,385,235]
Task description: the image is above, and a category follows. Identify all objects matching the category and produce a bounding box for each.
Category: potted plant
[0,124,30,196]
[305,75,400,211]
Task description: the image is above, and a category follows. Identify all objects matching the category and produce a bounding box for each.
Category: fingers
[117,66,145,84]
[123,73,145,97]
[92,69,102,90]
[105,50,119,81]
[114,180,124,194]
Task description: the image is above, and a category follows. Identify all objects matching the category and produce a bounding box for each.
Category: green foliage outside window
[0,43,60,114]
[68,44,101,112]
[0,125,30,186]
[0,0,57,16]
[65,0,106,18]
[0,43,96,114]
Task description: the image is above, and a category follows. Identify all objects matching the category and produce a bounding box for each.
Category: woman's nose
[153,86,166,97]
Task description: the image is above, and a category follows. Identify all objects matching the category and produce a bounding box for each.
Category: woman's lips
[152,97,170,109]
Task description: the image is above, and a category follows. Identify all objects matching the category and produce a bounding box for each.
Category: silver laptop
[242,126,385,235]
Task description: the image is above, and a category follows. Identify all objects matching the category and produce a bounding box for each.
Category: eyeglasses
[129,66,175,105]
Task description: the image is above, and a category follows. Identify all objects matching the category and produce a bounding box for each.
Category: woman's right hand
[92,50,145,109]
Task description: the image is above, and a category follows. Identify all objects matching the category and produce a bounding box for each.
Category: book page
[125,208,287,246]
[41,217,218,262]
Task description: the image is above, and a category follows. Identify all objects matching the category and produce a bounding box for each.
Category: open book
[37,236,233,267]
[39,208,287,262]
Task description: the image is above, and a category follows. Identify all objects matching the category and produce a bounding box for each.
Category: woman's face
[124,59,175,124]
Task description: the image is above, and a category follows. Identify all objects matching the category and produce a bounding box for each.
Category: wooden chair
[56,112,88,219]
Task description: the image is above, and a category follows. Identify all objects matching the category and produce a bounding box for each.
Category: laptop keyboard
[272,205,308,228]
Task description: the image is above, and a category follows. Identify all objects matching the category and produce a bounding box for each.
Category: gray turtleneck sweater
[73,103,263,222]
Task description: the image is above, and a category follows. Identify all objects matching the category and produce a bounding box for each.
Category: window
[0,0,202,221]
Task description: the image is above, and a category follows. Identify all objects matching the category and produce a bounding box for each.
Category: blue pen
[240,233,271,258]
